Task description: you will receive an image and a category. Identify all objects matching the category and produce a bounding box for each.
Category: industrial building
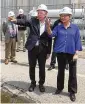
[0,0,85,40]
[1,0,85,19]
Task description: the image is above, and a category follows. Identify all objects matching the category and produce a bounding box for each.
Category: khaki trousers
[5,38,16,60]
[17,30,26,50]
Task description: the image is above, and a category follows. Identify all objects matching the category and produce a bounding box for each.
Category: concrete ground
[1,40,85,103]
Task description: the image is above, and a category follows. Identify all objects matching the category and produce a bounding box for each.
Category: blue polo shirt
[50,23,82,54]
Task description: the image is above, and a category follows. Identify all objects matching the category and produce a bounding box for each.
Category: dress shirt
[50,23,82,54]
[35,21,45,46]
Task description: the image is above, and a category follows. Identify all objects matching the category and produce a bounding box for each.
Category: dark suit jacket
[16,17,52,54]
[16,14,27,30]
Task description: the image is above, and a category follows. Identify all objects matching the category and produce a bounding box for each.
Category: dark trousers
[50,52,56,66]
[28,46,47,85]
[56,53,77,93]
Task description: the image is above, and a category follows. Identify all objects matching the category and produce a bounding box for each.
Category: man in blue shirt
[46,7,82,101]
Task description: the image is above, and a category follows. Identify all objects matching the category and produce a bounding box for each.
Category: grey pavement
[1,41,85,103]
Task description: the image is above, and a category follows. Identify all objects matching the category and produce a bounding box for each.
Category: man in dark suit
[12,4,52,92]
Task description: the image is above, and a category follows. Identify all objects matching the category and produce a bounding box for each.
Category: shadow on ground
[2,81,68,97]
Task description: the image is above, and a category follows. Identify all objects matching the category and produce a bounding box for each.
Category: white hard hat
[19,9,24,14]
[8,11,15,17]
[59,7,72,15]
[31,11,37,17]
[29,10,37,17]
[37,4,48,12]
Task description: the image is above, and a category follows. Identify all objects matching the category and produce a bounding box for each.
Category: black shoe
[55,89,62,94]
[23,50,26,52]
[70,93,76,102]
[16,49,19,52]
[48,65,55,70]
[39,85,45,92]
[11,59,17,63]
[29,84,36,92]
[23,48,26,52]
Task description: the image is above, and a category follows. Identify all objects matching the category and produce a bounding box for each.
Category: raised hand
[45,17,52,35]
[45,17,51,27]
[73,54,78,61]
[11,18,17,22]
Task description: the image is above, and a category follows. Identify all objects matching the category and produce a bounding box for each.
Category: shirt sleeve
[16,19,31,27]
[50,26,58,37]
[75,26,82,51]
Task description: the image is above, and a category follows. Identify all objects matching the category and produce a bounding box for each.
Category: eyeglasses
[60,14,70,17]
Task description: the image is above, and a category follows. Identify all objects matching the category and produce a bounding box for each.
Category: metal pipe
[47,8,84,18]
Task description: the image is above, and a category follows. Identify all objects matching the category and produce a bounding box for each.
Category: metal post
[72,3,75,23]
[14,0,17,16]
[84,7,85,43]
[0,0,2,41]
